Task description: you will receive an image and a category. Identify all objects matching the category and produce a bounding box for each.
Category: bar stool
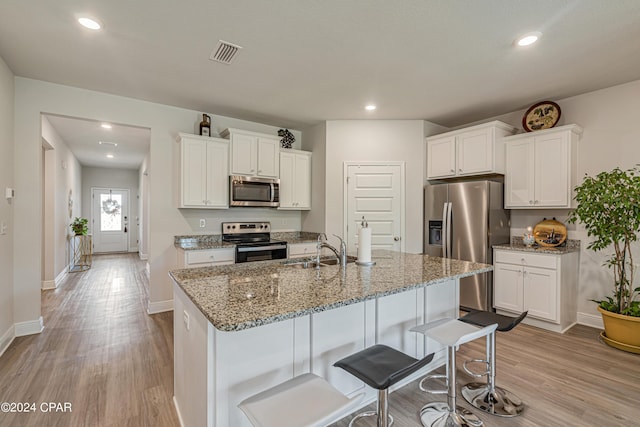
[459,310,528,417]
[333,344,435,427]
[411,319,498,427]
[238,373,364,427]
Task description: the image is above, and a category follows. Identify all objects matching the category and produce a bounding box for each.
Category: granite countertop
[175,231,321,250]
[493,237,581,254]
[169,250,492,332]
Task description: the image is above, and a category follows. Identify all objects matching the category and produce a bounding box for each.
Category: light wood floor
[1,254,639,427]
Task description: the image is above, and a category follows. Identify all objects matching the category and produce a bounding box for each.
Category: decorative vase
[598,305,640,354]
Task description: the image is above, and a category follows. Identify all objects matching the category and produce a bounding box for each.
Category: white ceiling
[44,114,150,170]
[2,1,640,136]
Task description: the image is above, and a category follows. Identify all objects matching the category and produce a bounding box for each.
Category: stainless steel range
[222,222,288,263]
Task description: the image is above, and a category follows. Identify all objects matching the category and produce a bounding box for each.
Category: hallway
[0,254,179,426]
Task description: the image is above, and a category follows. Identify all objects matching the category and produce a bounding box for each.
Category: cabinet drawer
[494,250,557,270]
[186,248,235,265]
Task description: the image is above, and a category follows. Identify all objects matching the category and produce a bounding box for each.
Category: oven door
[230,176,279,207]
[235,243,288,263]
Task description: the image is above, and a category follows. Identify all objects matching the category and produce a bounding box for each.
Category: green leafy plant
[567,166,640,317]
[70,217,88,236]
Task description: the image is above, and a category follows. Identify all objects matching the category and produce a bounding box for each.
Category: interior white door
[345,164,403,254]
[92,188,129,253]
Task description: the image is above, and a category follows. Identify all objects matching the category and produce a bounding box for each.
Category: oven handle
[237,244,288,253]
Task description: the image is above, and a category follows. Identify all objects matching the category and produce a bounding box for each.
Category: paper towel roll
[357,227,372,263]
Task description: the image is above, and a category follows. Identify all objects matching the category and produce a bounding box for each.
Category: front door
[92,188,129,253]
[345,163,404,254]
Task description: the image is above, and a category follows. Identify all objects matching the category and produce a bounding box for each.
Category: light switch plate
[199,219,206,228]
[0,221,6,235]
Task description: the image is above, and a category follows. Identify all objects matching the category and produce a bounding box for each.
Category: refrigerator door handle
[442,202,448,258]
[446,202,453,258]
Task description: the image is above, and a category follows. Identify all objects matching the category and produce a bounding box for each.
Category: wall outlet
[0,221,6,235]
[199,219,206,228]
[183,310,190,331]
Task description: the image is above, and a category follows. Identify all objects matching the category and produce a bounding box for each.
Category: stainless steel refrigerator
[424,178,510,311]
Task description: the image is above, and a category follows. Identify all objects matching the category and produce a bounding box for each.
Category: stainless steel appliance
[230,175,279,207]
[222,222,287,263]
[424,178,510,311]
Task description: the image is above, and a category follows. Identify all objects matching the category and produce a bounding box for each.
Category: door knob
[394,236,401,241]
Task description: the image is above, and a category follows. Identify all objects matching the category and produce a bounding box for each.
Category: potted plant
[568,166,640,353]
[70,217,89,236]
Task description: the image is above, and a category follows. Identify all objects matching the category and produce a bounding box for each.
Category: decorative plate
[533,218,567,247]
[522,101,561,132]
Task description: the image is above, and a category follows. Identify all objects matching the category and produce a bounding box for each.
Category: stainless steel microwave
[229,175,280,207]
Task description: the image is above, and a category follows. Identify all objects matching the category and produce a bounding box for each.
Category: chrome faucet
[316,233,348,268]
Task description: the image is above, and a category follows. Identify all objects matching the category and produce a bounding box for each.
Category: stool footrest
[463,359,489,377]
[419,374,448,394]
[348,411,393,427]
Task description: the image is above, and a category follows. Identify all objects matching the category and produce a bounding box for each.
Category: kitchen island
[169,251,492,427]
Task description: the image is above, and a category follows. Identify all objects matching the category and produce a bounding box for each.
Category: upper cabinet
[221,128,280,178]
[426,121,517,179]
[177,133,229,209]
[279,149,312,210]
[504,124,582,209]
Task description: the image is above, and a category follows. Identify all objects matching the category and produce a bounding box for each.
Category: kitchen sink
[281,255,357,268]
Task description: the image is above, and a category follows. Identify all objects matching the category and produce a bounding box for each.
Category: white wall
[323,120,428,254]
[41,116,83,282]
[464,79,640,324]
[0,55,15,352]
[301,122,327,233]
[82,167,140,252]
[138,154,150,259]
[14,77,304,322]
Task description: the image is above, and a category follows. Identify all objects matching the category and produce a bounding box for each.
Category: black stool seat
[334,344,434,390]
[460,310,527,332]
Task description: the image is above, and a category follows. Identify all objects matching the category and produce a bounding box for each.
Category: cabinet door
[534,132,570,207]
[293,153,311,209]
[505,138,535,208]
[206,140,229,208]
[457,128,493,175]
[231,133,257,175]
[257,137,280,178]
[427,136,456,179]
[493,263,524,312]
[181,139,208,207]
[278,152,295,208]
[523,266,558,321]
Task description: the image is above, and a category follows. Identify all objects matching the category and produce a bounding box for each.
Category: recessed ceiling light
[78,17,102,30]
[101,123,112,129]
[365,105,377,111]
[516,31,542,47]
[106,154,114,159]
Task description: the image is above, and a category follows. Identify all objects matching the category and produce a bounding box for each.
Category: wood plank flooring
[1,254,639,426]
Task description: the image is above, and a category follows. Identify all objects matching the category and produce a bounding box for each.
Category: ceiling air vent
[210,40,242,64]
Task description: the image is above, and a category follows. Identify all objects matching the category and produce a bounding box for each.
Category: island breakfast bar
[169,251,492,427]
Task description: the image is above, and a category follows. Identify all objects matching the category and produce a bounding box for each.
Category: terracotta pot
[598,305,640,353]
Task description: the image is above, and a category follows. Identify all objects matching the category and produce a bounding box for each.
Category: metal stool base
[461,382,524,417]
[348,410,393,426]
[420,402,483,427]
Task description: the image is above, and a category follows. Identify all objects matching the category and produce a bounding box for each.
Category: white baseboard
[14,316,44,337]
[0,324,15,358]
[139,252,148,260]
[173,396,185,427]
[148,299,174,314]
[129,246,139,253]
[577,312,603,330]
[41,280,56,290]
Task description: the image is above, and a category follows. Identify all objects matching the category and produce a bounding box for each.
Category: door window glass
[101,194,122,231]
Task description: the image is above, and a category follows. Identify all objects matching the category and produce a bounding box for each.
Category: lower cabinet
[493,249,579,333]
[176,247,235,268]
[287,242,317,258]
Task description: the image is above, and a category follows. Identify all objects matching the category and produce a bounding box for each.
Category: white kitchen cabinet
[504,124,582,208]
[279,149,311,210]
[176,247,235,268]
[221,128,280,178]
[177,133,229,209]
[426,121,516,179]
[493,249,579,333]
[288,242,317,259]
